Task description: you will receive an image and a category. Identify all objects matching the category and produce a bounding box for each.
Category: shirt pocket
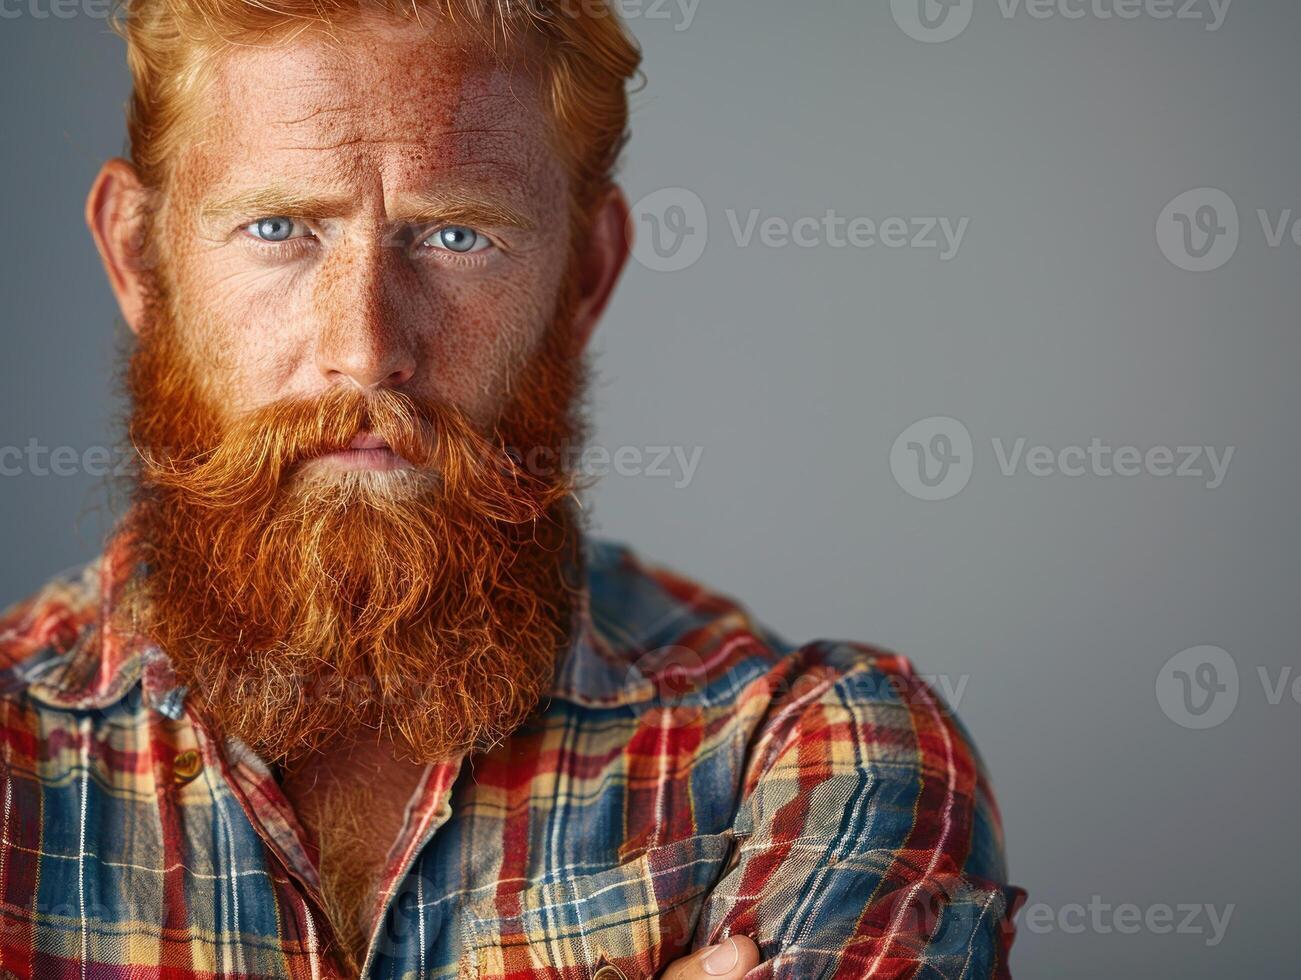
[461,831,736,980]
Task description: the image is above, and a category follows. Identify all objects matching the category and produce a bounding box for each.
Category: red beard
[122,272,589,764]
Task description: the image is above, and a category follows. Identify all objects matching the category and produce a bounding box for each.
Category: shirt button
[172,749,203,784]
[592,966,627,980]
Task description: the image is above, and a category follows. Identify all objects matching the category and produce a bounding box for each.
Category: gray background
[2,1,1298,975]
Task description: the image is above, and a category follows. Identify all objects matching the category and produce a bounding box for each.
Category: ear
[85,158,153,334]
[570,184,632,351]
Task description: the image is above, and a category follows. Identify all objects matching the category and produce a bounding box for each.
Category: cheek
[162,251,316,418]
[155,184,295,413]
[169,246,570,426]
[205,292,312,415]
[413,273,564,425]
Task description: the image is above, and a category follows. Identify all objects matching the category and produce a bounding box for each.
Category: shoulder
[583,538,935,711]
[590,540,1012,872]
[585,539,996,785]
[586,539,1008,854]
[0,559,106,693]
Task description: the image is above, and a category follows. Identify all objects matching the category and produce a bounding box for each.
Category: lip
[346,433,390,451]
[308,432,413,473]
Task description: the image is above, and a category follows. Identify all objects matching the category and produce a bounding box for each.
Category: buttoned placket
[187,713,347,978]
[357,753,469,978]
[151,677,469,979]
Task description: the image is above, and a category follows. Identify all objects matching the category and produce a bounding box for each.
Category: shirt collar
[547,530,657,707]
[13,524,659,714]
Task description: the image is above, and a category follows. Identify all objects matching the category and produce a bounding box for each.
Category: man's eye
[245,216,306,243]
[422,226,491,254]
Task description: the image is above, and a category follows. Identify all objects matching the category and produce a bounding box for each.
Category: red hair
[111,0,641,230]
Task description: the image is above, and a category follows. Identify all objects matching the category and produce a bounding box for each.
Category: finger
[662,935,762,979]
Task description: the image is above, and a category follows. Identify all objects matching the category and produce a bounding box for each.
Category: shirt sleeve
[690,640,1025,979]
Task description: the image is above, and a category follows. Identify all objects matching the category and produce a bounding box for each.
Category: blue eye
[246,217,301,242]
[423,226,490,254]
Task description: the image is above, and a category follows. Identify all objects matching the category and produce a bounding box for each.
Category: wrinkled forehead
[171,14,559,207]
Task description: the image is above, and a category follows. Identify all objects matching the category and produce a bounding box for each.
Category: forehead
[178,15,558,203]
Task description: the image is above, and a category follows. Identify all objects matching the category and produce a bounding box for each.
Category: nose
[317,328,416,389]
[313,246,417,390]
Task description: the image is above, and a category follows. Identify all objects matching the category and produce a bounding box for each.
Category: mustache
[137,385,569,523]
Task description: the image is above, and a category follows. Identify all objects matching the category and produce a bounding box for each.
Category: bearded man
[0,1,1022,977]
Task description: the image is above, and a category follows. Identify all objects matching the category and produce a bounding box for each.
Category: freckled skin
[163,14,572,426]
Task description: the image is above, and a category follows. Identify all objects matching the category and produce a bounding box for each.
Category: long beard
[122,276,589,765]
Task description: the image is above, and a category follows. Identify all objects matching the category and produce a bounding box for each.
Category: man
[0,0,1022,976]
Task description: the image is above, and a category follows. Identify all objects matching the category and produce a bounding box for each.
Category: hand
[659,935,762,979]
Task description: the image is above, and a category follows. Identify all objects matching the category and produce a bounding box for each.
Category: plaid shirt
[0,527,1022,979]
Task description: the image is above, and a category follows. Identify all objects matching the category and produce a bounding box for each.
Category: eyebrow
[199,186,536,231]
[388,189,536,231]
